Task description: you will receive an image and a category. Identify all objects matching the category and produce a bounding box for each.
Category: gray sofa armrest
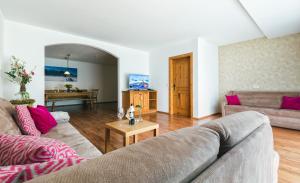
[221,99,228,116]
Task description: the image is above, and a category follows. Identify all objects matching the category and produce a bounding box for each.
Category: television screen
[129,74,150,90]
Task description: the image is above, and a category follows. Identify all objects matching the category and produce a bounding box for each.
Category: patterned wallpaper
[219,33,300,99]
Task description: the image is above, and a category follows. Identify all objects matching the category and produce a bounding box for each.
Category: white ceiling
[239,0,300,38]
[45,44,117,65]
[0,0,299,50]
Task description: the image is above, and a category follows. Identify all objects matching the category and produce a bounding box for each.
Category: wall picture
[45,66,77,82]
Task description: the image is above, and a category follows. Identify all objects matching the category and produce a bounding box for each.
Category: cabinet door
[132,92,142,107]
[131,91,149,113]
[142,92,149,112]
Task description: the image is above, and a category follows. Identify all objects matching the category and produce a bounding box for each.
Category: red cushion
[15,105,41,136]
[226,95,241,105]
[0,134,80,166]
[0,157,86,182]
[281,96,300,110]
[28,107,57,134]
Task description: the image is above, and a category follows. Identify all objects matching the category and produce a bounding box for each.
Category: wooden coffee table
[104,120,159,153]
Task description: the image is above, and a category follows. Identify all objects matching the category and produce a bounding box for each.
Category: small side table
[104,120,159,153]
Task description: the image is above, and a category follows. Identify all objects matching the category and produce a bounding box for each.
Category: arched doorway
[44,43,119,112]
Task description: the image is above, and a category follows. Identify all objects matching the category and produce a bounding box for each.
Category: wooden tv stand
[122,90,157,114]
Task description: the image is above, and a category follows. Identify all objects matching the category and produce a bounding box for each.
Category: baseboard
[157,111,221,120]
[157,111,169,115]
[97,101,117,104]
[193,113,221,120]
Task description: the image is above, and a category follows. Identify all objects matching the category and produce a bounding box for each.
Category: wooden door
[169,53,193,117]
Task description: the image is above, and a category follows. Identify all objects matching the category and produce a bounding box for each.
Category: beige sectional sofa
[0,98,102,159]
[222,91,300,130]
[28,111,279,183]
[0,97,278,182]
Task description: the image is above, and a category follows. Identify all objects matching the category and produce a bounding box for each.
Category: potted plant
[5,56,35,100]
[64,84,73,92]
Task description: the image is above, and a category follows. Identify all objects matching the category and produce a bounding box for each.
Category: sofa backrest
[193,116,275,183]
[202,111,268,156]
[28,112,273,183]
[0,98,22,135]
[28,126,220,183]
[228,91,300,109]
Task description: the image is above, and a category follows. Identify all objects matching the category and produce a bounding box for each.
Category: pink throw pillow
[28,106,57,134]
[15,105,41,136]
[281,96,300,110]
[0,157,86,182]
[37,105,49,111]
[226,95,241,105]
[0,134,80,166]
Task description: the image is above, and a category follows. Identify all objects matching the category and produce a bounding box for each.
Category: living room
[0,0,299,183]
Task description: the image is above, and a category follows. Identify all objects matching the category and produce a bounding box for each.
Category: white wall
[0,10,4,97]
[45,57,118,106]
[150,39,199,116]
[197,38,219,117]
[150,38,219,118]
[3,20,149,106]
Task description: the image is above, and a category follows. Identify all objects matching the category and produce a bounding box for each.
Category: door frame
[169,52,193,117]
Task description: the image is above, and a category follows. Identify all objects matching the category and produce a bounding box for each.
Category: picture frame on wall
[45,66,77,82]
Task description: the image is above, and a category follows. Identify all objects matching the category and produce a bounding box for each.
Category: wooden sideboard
[122,90,157,114]
[45,91,94,111]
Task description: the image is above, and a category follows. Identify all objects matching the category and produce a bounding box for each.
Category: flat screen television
[129,74,150,90]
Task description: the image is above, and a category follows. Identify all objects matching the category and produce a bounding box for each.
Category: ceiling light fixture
[64,54,71,77]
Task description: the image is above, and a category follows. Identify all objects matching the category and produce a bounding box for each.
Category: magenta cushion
[0,134,80,166]
[37,105,49,111]
[0,157,86,182]
[28,106,57,134]
[281,96,300,110]
[15,105,41,136]
[225,95,241,105]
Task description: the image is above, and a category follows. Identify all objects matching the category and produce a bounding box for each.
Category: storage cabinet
[122,90,157,114]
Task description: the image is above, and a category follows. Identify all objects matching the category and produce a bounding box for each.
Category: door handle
[173,84,176,91]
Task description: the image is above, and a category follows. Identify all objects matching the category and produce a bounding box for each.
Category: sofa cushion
[15,105,41,136]
[192,122,275,183]
[268,115,300,130]
[224,105,300,130]
[28,106,57,134]
[202,111,268,156]
[0,98,22,135]
[27,126,220,183]
[224,105,300,118]
[281,96,300,110]
[0,134,79,166]
[226,95,241,105]
[42,122,102,158]
[0,157,86,183]
[50,111,70,123]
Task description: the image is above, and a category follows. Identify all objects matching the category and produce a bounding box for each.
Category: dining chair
[88,89,99,110]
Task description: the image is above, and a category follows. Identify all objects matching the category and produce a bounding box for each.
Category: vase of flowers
[135,104,143,123]
[5,56,35,100]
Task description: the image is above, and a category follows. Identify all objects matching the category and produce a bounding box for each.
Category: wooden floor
[55,103,300,183]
